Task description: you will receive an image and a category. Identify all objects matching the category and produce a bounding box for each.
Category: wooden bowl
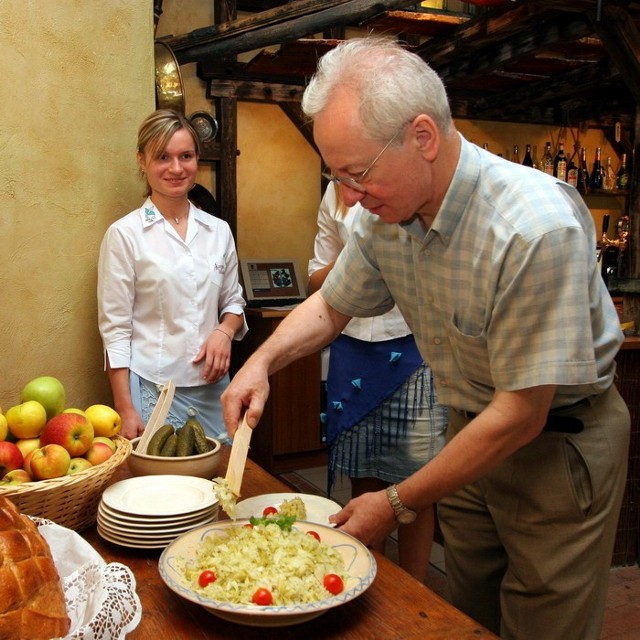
[128,436,222,479]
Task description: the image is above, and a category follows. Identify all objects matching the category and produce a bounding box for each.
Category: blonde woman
[98,109,246,441]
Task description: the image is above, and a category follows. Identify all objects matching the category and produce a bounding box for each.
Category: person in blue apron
[309,182,448,582]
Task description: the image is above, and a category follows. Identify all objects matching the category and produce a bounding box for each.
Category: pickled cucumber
[159,432,179,457]
[186,417,214,453]
[176,423,196,457]
[146,424,175,456]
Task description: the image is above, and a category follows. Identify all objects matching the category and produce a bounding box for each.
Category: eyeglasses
[321,125,406,193]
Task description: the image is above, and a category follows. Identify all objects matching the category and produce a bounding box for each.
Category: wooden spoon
[136,380,176,454]
[224,412,253,497]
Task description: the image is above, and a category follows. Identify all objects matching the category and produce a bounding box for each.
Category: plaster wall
[0,2,153,410]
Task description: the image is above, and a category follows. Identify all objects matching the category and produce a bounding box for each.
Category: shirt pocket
[447,315,494,387]
[208,255,226,286]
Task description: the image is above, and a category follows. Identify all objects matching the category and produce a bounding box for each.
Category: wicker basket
[0,435,132,531]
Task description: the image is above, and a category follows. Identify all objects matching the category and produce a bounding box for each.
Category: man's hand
[221,361,270,437]
[329,490,398,547]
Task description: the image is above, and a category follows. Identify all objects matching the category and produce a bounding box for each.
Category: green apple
[6,401,47,439]
[67,458,93,474]
[20,376,66,420]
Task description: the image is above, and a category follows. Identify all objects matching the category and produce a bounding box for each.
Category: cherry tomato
[307,530,320,541]
[198,570,217,588]
[244,523,254,528]
[262,506,278,516]
[323,574,344,595]
[252,588,273,606]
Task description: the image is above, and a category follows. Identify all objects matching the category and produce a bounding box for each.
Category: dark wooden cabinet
[232,309,327,474]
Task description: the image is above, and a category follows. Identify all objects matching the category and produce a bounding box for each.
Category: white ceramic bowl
[158,520,376,627]
[128,436,222,479]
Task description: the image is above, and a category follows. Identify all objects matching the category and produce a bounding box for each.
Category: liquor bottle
[603,156,616,191]
[578,147,590,194]
[541,142,554,175]
[512,144,520,164]
[553,141,567,181]
[531,144,540,170]
[566,159,578,187]
[522,144,534,167]
[616,153,629,190]
[590,147,603,190]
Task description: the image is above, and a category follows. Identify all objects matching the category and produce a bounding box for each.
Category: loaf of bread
[0,497,70,640]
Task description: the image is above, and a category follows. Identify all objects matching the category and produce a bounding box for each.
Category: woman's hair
[301,37,454,143]
[136,109,201,196]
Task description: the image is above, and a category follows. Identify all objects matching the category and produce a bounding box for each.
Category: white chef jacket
[308,183,412,342]
[98,198,247,387]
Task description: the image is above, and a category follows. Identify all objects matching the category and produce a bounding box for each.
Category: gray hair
[301,37,454,142]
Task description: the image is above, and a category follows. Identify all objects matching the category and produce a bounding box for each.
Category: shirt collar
[429,134,480,247]
[139,197,218,230]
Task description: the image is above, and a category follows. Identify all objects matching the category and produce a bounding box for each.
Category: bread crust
[0,497,70,640]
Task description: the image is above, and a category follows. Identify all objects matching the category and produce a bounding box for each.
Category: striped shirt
[321,135,623,412]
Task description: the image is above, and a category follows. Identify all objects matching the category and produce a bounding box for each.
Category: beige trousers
[438,385,630,640]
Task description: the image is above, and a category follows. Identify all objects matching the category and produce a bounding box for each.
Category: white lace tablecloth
[32,518,142,640]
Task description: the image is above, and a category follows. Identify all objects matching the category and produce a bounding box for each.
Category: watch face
[397,510,417,525]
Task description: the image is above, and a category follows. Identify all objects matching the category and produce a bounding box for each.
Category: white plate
[97,511,218,539]
[98,502,218,528]
[235,493,342,526]
[101,475,217,516]
[97,525,177,550]
[159,520,376,627]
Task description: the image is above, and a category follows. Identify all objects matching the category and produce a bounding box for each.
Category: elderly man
[222,37,629,640]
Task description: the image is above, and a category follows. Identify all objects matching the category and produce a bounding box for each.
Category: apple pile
[0,376,122,485]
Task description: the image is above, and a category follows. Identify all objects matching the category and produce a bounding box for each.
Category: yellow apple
[92,436,117,453]
[63,408,88,418]
[85,404,122,437]
[0,413,7,441]
[15,437,41,459]
[6,401,47,439]
[30,444,71,480]
[67,458,93,474]
[0,469,32,484]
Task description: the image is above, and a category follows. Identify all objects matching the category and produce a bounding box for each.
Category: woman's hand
[193,328,232,383]
[119,406,145,439]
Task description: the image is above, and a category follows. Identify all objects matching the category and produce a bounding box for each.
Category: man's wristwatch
[386,484,417,525]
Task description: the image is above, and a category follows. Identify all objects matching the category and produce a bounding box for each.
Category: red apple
[15,437,41,459]
[84,441,114,466]
[30,444,71,480]
[40,413,94,457]
[67,457,93,474]
[0,469,32,484]
[23,449,36,474]
[92,436,117,453]
[0,441,24,479]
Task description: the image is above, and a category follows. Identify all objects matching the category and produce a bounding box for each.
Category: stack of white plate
[97,474,219,549]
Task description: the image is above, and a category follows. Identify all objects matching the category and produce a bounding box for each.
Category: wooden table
[82,448,498,639]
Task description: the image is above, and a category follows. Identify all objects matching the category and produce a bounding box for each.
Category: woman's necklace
[172,214,187,224]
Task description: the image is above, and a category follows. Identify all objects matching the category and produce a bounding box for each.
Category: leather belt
[453,399,588,434]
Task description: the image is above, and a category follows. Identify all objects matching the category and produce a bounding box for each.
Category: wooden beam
[207,79,305,102]
[166,0,419,63]
[278,102,317,152]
